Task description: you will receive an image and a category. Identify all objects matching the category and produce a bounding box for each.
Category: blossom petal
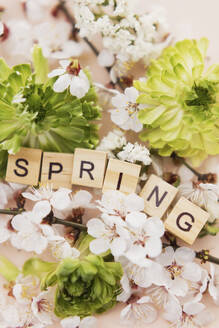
[145,236,162,258]
[126,211,147,229]
[12,214,34,232]
[110,108,129,126]
[80,316,97,328]
[124,87,139,103]
[53,74,71,93]
[156,246,175,266]
[175,247,195,265]
[110,237,127,257]
[144,217,164,237]
[48,68,65,78]
[125,193,145,212]
[182,262,202,282]
[70,72,90,98]
[111,93,127,108]
[89,238,110,254]
[32,200,51,223]
[170,276,188,297]
[87,218,107,238]
[61,316,81,328]
[183,302,205,315]
[125,244,147,264]
[59,59,71,69]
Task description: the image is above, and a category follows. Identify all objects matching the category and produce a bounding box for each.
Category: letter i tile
[165,197,210,245]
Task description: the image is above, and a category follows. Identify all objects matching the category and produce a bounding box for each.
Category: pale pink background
[0,0,219,327]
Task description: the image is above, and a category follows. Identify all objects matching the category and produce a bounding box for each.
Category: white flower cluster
[97,129,127,158]
[1,1,83,63]
[0,274,55,327]
[87,190,218,327]
[118,142,152,166]
[178,165,219,223]
[0,183,219,327]
[72,0,171,72]
[0,184,93,256]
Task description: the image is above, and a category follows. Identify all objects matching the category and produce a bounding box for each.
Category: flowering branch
[163,243,219,265]
[0,208,87,231]
[49,216,87,231]
[1,207,219,265]
[182,160,216,183]
[57,0,124,90]
[172,154,217,183]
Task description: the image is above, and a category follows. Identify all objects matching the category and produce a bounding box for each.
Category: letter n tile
[140,174,178,218]
[72,148,107,188]
[165,197,210,245]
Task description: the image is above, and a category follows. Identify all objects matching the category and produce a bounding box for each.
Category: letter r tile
[6,147,42,185]
[72,148,107,188]
[140,174,178,218]
[165,197,210,245]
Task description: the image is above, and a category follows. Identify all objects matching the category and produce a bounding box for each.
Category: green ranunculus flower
[134,38,219,166]
[44,254,122,318]
[0,46,101,176]
[22,233,123,318]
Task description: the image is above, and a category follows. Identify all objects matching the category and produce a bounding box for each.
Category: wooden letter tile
[102,158,141,194]
[72,148,107,188]
[165,197,210,245]
[41,152,74,189]
[6,147,42,185]
[140,174,178,218]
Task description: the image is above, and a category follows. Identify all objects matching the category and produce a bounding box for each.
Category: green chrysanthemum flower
[22,233,123,318]
[0,46,101,176]
[134,38,219,166]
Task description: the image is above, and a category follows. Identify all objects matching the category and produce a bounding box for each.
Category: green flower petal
[135,38,219,165]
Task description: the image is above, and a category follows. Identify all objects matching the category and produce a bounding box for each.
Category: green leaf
[22,258,57,279]
[13,64,32,85]
[0,256,20,282]
[0,58,12,82]
[32,45,49,84]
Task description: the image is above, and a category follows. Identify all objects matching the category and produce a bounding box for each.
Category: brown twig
[57,0,124,90]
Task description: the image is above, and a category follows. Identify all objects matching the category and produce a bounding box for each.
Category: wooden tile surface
[140,174,178,218]
[6,147,42,185]
[102,158,141,194]
[41,152,74,189]
[72,148,107,188]
[165,197,210,245]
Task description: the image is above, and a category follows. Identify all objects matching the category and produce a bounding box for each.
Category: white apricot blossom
[10,201,51,254]
[97,190,145,217]
[120,295,157,326]
[110,87,143,132]
[61,316,97,328]
[155,246,203,297]
[48,59,90,98]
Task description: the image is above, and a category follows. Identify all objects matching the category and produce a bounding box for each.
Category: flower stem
[51,217,87,231]
[0,209,23,215]
[57,0,124,90]
[0,208,87,231]
[182,160,203,179]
